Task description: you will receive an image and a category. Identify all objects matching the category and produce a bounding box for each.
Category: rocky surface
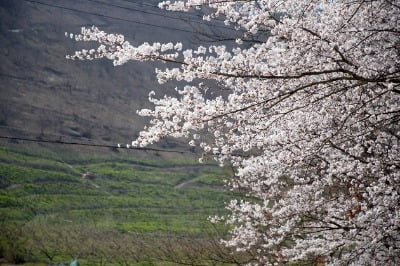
[0,0,237,155]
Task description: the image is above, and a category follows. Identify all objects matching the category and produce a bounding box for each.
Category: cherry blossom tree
[67,0,400,265]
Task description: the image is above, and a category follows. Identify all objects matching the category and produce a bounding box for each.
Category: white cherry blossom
[68,1,400,265]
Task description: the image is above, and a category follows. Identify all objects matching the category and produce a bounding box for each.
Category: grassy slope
[0,145,232,233]
[0,144,236,264]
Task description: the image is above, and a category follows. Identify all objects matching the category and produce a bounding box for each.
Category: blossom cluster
[68,0,400,265]
[66,26,182,65]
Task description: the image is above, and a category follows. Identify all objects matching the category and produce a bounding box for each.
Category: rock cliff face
[0,0,236,154]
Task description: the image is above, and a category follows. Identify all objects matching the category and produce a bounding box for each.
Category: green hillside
[0,144,244,265]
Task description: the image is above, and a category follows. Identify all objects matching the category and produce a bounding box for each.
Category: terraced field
[0,145,240,265]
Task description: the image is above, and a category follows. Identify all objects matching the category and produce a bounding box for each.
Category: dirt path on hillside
[174,178,198,189]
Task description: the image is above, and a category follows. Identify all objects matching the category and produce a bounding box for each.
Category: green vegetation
[0,145,242,265]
